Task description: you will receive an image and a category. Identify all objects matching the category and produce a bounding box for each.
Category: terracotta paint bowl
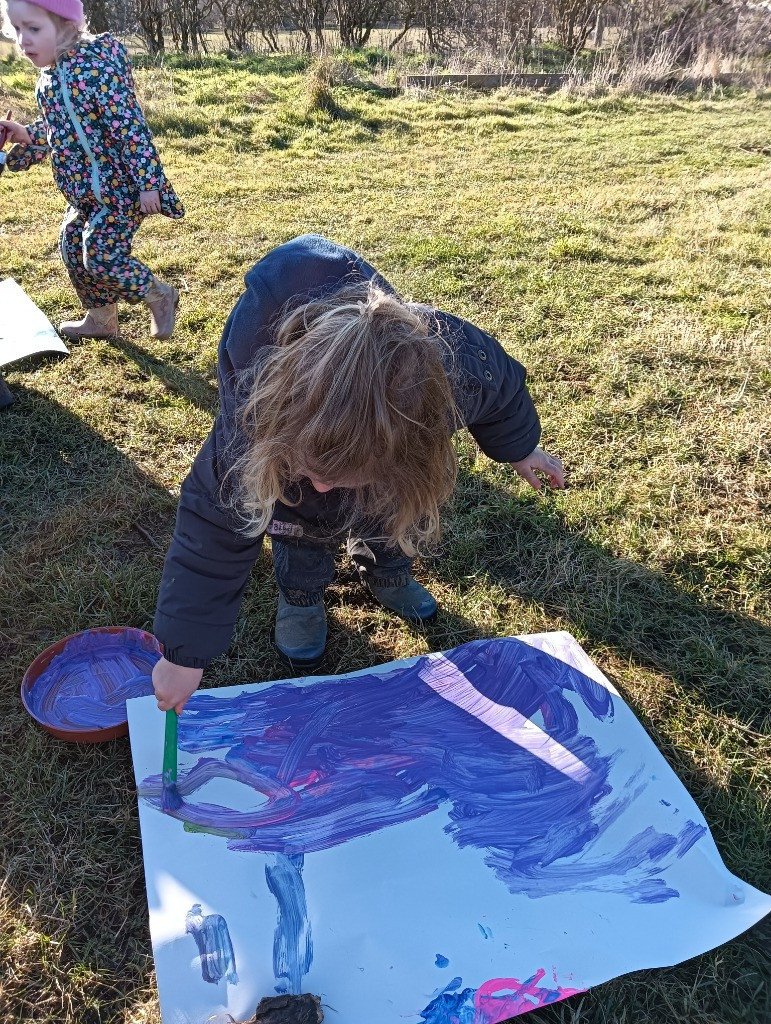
[21,626,162,742]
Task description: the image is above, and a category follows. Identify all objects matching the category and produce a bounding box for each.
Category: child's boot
[144,277,179,339]
[273,592,327,670]
[364,575,438,623]
[59,303,118,339]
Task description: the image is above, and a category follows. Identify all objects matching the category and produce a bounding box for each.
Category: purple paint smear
[420,970,585,1023]
[419,653,593,783]
[28,629,159,730]
[185,904,238,985]
[140,638,705,904]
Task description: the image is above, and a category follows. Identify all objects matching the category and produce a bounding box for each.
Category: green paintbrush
[161,709,182,811]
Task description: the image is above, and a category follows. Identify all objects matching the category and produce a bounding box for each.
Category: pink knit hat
[28,0,85,22]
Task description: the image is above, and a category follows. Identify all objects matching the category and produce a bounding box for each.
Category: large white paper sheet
[0,278,69,366]
[128,632,771,1024]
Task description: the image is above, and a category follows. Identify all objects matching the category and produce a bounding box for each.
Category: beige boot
[59,304,118,339]
[144,278,179,340]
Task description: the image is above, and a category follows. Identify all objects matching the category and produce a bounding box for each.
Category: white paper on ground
[127,631,771,1024]
[0,278,69,366]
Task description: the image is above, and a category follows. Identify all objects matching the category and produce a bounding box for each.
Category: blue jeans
[267,486,413,607]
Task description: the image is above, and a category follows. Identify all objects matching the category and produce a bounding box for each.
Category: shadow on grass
[435,468,771,734]
[109,334,220,415]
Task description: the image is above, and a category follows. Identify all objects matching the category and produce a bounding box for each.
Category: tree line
[83,0,769,60]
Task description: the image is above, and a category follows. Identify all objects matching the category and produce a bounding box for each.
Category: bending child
[0,0,184,340]
[152,234,565,713]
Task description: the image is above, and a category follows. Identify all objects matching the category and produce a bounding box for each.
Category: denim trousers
[267,485,413,607]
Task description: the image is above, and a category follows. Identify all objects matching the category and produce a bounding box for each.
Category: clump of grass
[548,234,607,262]
[300,51,379,118]
[304,61,336,114]
[615,46,681,95]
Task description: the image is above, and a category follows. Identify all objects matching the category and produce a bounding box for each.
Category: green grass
[1,53,770,1024]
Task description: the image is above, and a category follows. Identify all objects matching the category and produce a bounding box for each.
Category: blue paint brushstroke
[435,954,450,968]
[627,878,681,903]
[420,982,477,1023]
[140,638,706,903]
[264,853,312,994]
[185,904,238,985]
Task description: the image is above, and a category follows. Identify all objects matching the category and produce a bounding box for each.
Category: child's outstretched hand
[511,446,566,490]
[140,188,161,215]
[0,113,30,148]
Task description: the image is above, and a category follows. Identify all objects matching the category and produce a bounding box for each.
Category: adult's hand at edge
[0,118,31,148]
[153,656,204,714]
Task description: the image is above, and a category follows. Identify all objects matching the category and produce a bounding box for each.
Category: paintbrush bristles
[161,775,183,812]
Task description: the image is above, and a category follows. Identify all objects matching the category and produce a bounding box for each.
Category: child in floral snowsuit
[0,0,184,340]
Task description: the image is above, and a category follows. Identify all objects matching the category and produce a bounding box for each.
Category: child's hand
[511,446,566,490]
[140,188,161,215]
[153,656,204,713]
[0,116,30,149]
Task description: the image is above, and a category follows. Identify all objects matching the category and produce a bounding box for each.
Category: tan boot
[144,278,179,340]
[59,304,118,339]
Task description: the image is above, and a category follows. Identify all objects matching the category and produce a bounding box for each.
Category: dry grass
[1,52,770,1024]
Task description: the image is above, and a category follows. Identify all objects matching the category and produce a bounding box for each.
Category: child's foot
[365,576,437,623]
[59,304,118,339]
[144,279,179,340]
[273,593,327,670]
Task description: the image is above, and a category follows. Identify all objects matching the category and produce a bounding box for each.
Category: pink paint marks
[473,970,585,1022]
[290,769,322,788]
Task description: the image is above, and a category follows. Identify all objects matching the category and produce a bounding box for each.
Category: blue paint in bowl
[21,627,161,741]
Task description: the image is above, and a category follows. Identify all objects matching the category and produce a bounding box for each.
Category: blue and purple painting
[128,632,771,1024]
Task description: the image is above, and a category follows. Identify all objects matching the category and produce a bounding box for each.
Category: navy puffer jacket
[154,235,540,666]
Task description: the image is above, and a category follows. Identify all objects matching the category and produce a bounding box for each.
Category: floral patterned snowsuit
[7,33,184,308]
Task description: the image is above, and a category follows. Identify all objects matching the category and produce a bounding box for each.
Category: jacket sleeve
[153,421,263,668]
[97,40,166,191]
[5,118,49,172]
[447,314,542,463]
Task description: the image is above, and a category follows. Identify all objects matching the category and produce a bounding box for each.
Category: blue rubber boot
[365,577,438,623]
[274,593,327,670]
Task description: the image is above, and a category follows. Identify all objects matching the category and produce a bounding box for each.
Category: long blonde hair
[50,10,88,57]
[232,281,461,555]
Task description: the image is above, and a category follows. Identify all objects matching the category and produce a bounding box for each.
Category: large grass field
[1,50,770,1024]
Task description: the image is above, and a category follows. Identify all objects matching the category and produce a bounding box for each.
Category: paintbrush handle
[162,709,178,785]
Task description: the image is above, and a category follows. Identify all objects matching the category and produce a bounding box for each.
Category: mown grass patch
[1,55,770,1024]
